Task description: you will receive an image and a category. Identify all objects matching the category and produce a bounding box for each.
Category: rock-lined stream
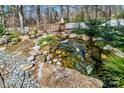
[0,36,103,88]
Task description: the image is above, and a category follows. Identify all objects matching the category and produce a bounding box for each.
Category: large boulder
[0,35,9,45]
[102,19,124,26]
[103,45,124,58]
[65,22,89,30]
[34,63,103,88]
[19,35,30,42]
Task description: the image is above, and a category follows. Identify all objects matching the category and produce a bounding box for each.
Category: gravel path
[0,49,40,88]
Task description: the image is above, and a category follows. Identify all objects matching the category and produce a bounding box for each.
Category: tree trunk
[60,5,64,23]
[18,5,25,35]
[0,5,5,26]
[66,5,70,22]
[108,6,111,20]
[36,5,40,29]
[80,6,84,20]
[95,5,98,19]
[85,5,89,19]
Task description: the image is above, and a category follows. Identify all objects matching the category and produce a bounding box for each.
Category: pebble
[32,46,40,51]
[0,47,6,51]
[69,34,77,38]
[46,60,52,64]
[56,62,62,66]
[0,64,5,68]
[20,63,34,71]
[43,51,48,55]
[53,59,58,62]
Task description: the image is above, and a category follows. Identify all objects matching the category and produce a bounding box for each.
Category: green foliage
[29,28,37,36]
[98,25,124,51]
[94,41,107,49]
[9,31,21,42]
[38,35,59,48]
[116,12,124,19]
[71,19,124,52]
[64,18,70,23]
[0,24,5,37]
[84,19,104,37]
[72,29,87,35]
[100,56,124,88]
[72,19,105,37]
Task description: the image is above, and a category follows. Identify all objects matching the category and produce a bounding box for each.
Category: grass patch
[99,56,124,88]
[38,35,59,48]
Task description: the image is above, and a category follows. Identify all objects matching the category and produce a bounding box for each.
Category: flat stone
[0,47,6,51]
[60,39,69,43]
[53,59,58,62]
[103,45,113,50]
[81,34,90,41]
[69,33,77,38]
[19,35,30,42]
[35,55,46,63]
[32,46,40,51]
[65,22,89,29]
[42,51,48,55]
[20,64,34,71]
[112,48,124,58]
[34,63,103,88]
[103,45,124,58]
[30,35,35,38]
[56,62,62,66]
[61,32,68,38]
[96,37,104,41]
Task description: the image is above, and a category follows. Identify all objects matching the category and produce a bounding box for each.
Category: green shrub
[84,19,105,37]
[64,18,70,23]
[9,31,21,42]
[38,35,59,48]
[116,11,124,19]
[29,28,37,36]
[100,56,124,88]
[0,24,5,37]
[72,29,86,35]
[94,41,107,49]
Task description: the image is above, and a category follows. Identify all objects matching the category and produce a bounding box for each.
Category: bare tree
[95,5,98,19]
[66,5,70,22]
[0,5,5,25]
[36,5,40,27]
[60,5,64,23]
[17,5,25,34]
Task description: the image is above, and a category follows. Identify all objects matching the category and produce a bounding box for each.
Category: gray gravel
[0,50,40,88]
